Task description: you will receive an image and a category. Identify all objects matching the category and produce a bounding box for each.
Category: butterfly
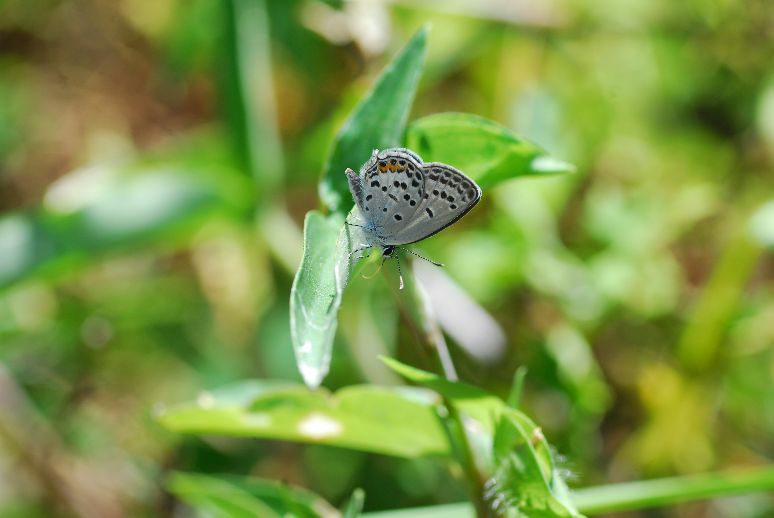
[345,148,482,288]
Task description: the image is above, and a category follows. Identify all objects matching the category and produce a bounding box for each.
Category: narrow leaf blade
[320,27,428,213]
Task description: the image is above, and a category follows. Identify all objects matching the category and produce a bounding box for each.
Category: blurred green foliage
[0,0,773,516]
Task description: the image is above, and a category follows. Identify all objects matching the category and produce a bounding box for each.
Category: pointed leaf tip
[530,155,576,175]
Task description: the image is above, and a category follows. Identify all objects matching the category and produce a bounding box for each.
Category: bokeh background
[1,0,773,516]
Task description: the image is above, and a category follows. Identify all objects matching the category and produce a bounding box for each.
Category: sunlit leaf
[405,113,574,189]
[320,26,428,213]
[157,380,450,458]
[380,356,503,434]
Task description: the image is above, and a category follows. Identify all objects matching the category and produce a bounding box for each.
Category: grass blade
[572,466,774,514]
[223,0,283,192]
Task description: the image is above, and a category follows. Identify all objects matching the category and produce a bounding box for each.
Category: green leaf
[290,211,343,388]
[488,413,582,517]
[405,113,574,189]
[380,356,504,434]
[222,0,283,192]
[169,472,338,518]
[381,357,580,517]
[320,26,428,213]
[157,380,450,458]
[290,209,368,388]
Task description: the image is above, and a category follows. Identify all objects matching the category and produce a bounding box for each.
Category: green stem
[398,262,489,518]
[361,465,774,517]
[572,466,774,514]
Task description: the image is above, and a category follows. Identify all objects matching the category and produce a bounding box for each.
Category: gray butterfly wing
[382,162,481,245]
[353,149,426,237]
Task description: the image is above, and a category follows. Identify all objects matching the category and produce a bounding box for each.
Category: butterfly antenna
[396,253,404,290]
[402,247,444,267]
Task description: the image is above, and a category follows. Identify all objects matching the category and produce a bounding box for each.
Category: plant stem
[572,465,774,514]
[361,465,774,517]
[397,262,489,518]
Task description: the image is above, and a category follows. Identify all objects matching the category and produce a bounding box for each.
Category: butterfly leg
[349,244,372,258]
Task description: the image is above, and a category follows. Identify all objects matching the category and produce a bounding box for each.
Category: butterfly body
[345,148,482,255]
